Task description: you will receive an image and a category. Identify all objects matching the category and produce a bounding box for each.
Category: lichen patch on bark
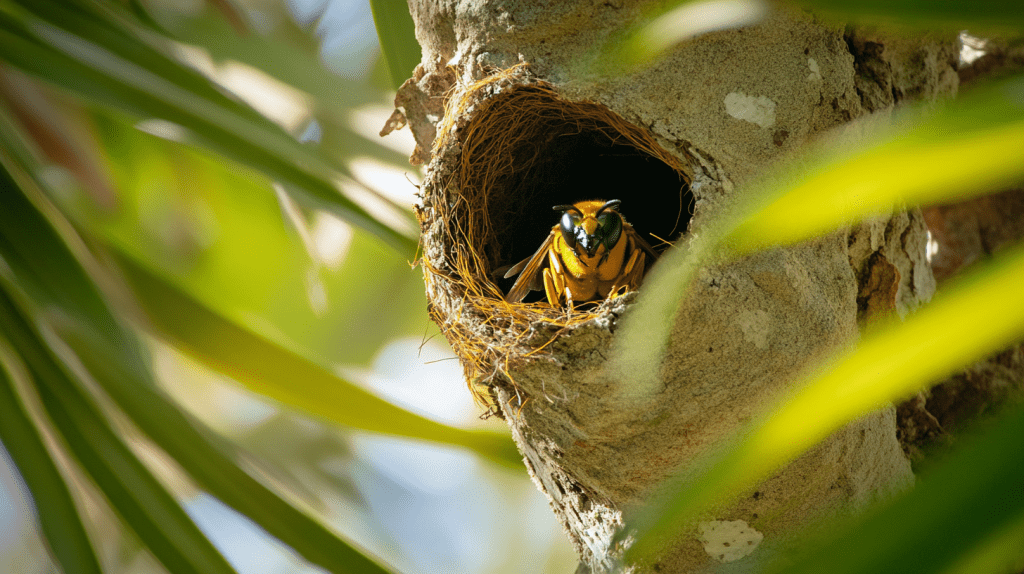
[698,520,764,563]
[724,92,778,128]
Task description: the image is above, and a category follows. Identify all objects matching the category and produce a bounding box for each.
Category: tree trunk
[391,2,959,571]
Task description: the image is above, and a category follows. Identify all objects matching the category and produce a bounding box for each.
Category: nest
[417,65,693,410]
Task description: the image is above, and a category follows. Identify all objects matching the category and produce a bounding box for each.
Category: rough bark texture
[395,2,959,571]
[924,188,1024,283]
[896,188,1024,462]
[957,36,1024,87]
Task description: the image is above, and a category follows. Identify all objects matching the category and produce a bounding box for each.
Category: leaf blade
[777,405,1024,574]
[628,242,1024,559]
[121,257,522,469]
[0,2,417,254]
[368,0,421,90]
[614,75,1024,400]
[0,141,401,574]
[0,340,103,574]
[0,289,239,574]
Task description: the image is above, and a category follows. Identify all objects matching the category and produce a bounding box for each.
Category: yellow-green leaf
[122,259,521,469]
[628,241,1024,559]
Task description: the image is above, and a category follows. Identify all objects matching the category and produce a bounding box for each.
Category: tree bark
[394,2,959,571]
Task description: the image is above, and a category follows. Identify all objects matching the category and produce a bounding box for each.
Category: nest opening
[488,127,692,301]
[423,71,696,404]
[444,79,693,303]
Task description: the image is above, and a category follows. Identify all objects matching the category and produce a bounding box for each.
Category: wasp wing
[503,254,531,279]
[626,223,661,263]
[505,231,554,303]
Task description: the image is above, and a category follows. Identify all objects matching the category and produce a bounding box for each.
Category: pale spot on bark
[737,309,771,349]
[724,92,776,128]
[699,519,763,563]
[807,57,822,81]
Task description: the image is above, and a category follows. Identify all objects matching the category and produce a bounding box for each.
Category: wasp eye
[598,211,623,250]
[559,211,577,248]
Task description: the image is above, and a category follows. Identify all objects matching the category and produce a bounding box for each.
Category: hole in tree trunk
[419,69,696,404]
[487,122,693,302]
[436,79,693,302]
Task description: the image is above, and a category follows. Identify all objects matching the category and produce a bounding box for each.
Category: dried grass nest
[416,65,694,410]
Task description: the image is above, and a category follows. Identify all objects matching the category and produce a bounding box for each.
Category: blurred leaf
[229,412,363,508]
[159,11,414,169]
[62,326,396,574]
[10,0,265,121]
[1,79,418,368]
[614,74,1024,395]
[944,513,1024,574]
[0,68,118,209]
[601,0,766,71]
[774,404,1024,574]
[626,241,1024,560]
[368,0,421,90]
[726,76,1024,254]
[0,0,417,253]
[0,340,102,574]
[787,0,1024,30]
[0,289,239,574]
[85,110,423,366]
[156,6,416,170]
[162,8,381,109]
[0,130,124,338]
[0,158,403,573]
[121,257,522,469]
[606,0,1024,70]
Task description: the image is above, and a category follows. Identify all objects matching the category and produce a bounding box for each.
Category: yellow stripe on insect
[504,199,662,307]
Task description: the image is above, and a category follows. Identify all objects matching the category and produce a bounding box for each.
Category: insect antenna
[552,204,582,215]
[596,199,622,216]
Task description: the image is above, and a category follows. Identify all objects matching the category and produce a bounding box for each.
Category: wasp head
[553,199,623,258]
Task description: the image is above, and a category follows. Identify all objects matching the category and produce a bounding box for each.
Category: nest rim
[418,65,695,407]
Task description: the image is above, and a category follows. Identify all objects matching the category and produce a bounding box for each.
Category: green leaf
[0,162,397,573]
[0,340,102,574]
[0,1,417,254]
[157,8,416,169]
[0,168,119,335]
[600,0,766,72]
[62,326,397,574]
[162,9,381,109]
[76,109,422,368]
[626,242,1024,560]
[726,76,1024,254]
[604,0,1024,70]
[368,0,421,90]
[10,0,266,122]
[0,155,399,568]
[786,0,1024,30]
[147,8,415,169]
[121,257,523,470]
[775,404,1024,574]
[0,289,239,574]
[613,75,1024,396]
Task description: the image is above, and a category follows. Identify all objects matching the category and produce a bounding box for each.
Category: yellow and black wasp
[503,199,660,307]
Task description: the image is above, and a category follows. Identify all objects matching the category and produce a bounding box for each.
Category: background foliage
[0,1,572,573]
[0,0,1022,573]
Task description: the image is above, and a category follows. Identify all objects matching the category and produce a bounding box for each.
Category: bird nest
[416,65,693,410]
